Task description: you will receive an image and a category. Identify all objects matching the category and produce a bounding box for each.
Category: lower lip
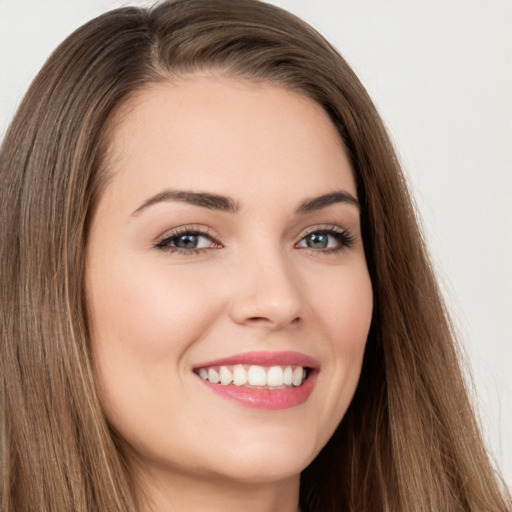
[197,372,317,410]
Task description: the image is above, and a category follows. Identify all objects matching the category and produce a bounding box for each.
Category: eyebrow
[131,189,359,216]
[132,190,240,215]
[295,191,359,213]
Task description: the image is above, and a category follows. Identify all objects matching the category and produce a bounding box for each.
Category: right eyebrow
[131,190,240,216]
[295,191,359,214]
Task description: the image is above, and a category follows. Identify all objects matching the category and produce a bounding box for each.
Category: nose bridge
[229,242,303,328]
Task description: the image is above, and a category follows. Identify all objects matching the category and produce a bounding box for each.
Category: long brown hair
[0,1,509,510]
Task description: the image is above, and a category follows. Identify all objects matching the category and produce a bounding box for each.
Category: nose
[228,249,303,329]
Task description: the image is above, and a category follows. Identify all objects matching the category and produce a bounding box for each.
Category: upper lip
[193,350,319,369]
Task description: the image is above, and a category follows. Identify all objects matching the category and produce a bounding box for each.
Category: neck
[133,465,301,512]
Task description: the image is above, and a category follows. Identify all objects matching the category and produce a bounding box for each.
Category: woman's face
[86,76,373,487]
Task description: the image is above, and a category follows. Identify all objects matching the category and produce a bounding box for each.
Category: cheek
[87,259,222,362]
[86,260,223,453]
[307,263,373,430]
[312,262,373,351]
[85,258,227,439]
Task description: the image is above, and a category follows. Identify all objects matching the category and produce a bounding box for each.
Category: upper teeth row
[197,365,306,387]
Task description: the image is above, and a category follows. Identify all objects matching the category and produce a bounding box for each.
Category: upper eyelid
[296,224,349,239]
[154,225,221,245]
[154,230,222,254]
[295,224,356,249]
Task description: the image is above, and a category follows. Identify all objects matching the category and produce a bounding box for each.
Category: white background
[1,0,510,486]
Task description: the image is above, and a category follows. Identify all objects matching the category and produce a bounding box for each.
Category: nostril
[247,316,273,324]
[246,316,301,326]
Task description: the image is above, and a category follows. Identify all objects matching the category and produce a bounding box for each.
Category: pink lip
[193,351,319,410]
[198,373,317,410]
[193,350,319,370]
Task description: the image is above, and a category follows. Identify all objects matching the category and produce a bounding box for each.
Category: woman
[0,0,509,510]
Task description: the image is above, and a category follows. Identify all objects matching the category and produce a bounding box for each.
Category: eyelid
[153,224,223,249]
[296,223,350,240]
[295,224,356,250]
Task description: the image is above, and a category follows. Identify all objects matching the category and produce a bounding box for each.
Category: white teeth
[248,365,267,386]
[267,366,284,387]
[292,366,304,386]
[283,366,293,385]
[219,366,233,385]
[208,368,220,384]
[198,364,308,388]
[233,364,248,386]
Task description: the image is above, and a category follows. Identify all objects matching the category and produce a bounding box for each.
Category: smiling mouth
[192,351,318,409]
[194,364,309,389]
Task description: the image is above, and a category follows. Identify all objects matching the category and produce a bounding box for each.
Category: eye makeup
[154,225,222,255]
[153,222,356,257]
[295,224,355,254]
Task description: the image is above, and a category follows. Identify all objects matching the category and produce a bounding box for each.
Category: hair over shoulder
[0,0,510,510]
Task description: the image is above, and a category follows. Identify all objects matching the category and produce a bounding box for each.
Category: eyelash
[154,224,355,256]
[297,225,356,254]
[155,226,221,256]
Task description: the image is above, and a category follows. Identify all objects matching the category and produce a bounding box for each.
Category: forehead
[103,75,356,209]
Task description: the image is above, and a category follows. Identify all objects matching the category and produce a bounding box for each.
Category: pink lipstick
[193,351,318,410]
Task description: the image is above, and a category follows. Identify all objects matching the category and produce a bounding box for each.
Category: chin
[205,429,321,484]
[209,456,309,485]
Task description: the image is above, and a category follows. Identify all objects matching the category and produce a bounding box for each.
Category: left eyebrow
[131,190,240,216]
[296,191,359,214]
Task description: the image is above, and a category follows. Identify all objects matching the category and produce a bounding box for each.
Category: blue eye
[156,229,219,253]
[297,229,354,251]
[171,233,205,249]
[304,232,330,249]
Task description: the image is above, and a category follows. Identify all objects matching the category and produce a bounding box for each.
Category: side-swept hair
[1,1,509,510]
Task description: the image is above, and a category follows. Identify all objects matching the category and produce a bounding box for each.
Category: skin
[86,75,373,512]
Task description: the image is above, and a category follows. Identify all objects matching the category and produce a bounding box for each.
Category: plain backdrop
[1,0,511,486]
